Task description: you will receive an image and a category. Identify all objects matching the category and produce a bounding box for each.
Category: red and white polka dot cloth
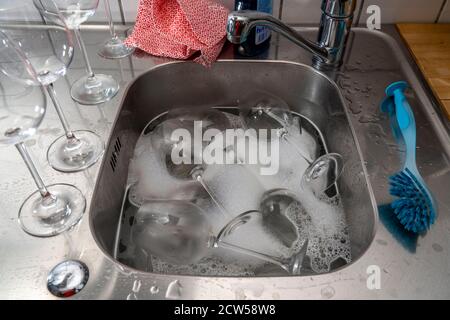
[125,0,229,66]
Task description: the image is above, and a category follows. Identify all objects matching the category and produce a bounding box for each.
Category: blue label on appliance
[255,0,272,45]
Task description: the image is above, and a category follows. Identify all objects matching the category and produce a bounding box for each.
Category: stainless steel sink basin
[90,60,377,276]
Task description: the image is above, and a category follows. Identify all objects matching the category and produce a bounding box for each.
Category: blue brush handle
[380,97,403,143]
[391,88,417,173]
[394,90,411,130]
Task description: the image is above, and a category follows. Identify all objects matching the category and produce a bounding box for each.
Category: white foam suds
[121,110,351,276]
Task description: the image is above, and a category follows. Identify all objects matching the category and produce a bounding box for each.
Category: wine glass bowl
[259,188,299,248]
[0,17,73,86]
[215,209,309,275]
[150,107,233,180]
[240,90,295,141]
[34,0,99,28]
[147,107,235,218]
[131,199,309,274]
[132,200,214,265]
[0,74,46,145]
[51,0,98,28]
[241,96,344,194]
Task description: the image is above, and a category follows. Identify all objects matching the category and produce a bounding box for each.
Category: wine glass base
[47,130,105,173]
[71,74,119,105]
[98,37,135,59]
[19,183,86,237]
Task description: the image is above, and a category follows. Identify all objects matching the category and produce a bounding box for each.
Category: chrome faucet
[226,0,357,70]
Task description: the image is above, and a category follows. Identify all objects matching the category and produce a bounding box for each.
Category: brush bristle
[389,168,436,233]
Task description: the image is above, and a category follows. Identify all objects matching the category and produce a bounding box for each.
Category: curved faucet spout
[227,10,329,63]
[227,2,356,70]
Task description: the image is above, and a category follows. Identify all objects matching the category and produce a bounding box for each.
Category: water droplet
[321,286,335,299]
[358,114,380,123]
[150,285,160,294]
[132,279,141,293]
[165,280,182,299]
[126,293,138,300]
[432,243,443,253]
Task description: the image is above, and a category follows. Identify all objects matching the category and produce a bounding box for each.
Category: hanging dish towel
[125,0,229,66]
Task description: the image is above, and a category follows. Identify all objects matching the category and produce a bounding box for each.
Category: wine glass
[241,94,344,195]
[0,56,85,237]
[97,0,134,59]
[131,199,309,275]
[131,200,214,265]
[259,188,300,248]
[36,0,119,105]
[0,0,105,172]
[149,107,235,219]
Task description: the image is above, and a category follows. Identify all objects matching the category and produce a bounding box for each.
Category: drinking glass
[0,56,85,237]
[132,199,309,274]
[36,0,119,104]
[0,0,104,172]
[259,188,300,248]
[241,93,344,194]
[98,0,134,59]
[149,107,235,219]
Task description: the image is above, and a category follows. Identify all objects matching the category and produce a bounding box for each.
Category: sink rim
[88,59,379,279]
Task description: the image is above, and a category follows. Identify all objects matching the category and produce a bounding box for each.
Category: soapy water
[116,109,351,276]
[286,197,350,273]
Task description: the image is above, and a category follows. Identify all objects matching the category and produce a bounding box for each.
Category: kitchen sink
[89,60,377,276]
[2,24,449,298]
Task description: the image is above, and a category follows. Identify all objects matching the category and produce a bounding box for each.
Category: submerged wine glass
[1,0,104,172]
[36,0,119,104]
[132,199,309,275]
[243,99,344,194]
[150,107,235,219]
[98,0,134,59]
[0,59,85,237]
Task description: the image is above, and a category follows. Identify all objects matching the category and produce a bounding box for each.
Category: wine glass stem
[261,109,313,163]
[46,84,75,139]
[195,175,232,218]
[104,0,117,39]
[283,134,312,164]
[15,142,51,199]
[264,109,286,127]
[73,27,94,78]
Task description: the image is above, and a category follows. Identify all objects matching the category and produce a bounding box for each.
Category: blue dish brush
[383,81,436,233]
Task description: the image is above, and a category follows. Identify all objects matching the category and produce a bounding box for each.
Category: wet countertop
[0,25,449,299]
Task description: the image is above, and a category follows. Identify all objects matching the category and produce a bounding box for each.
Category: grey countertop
[0,25,449,299]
